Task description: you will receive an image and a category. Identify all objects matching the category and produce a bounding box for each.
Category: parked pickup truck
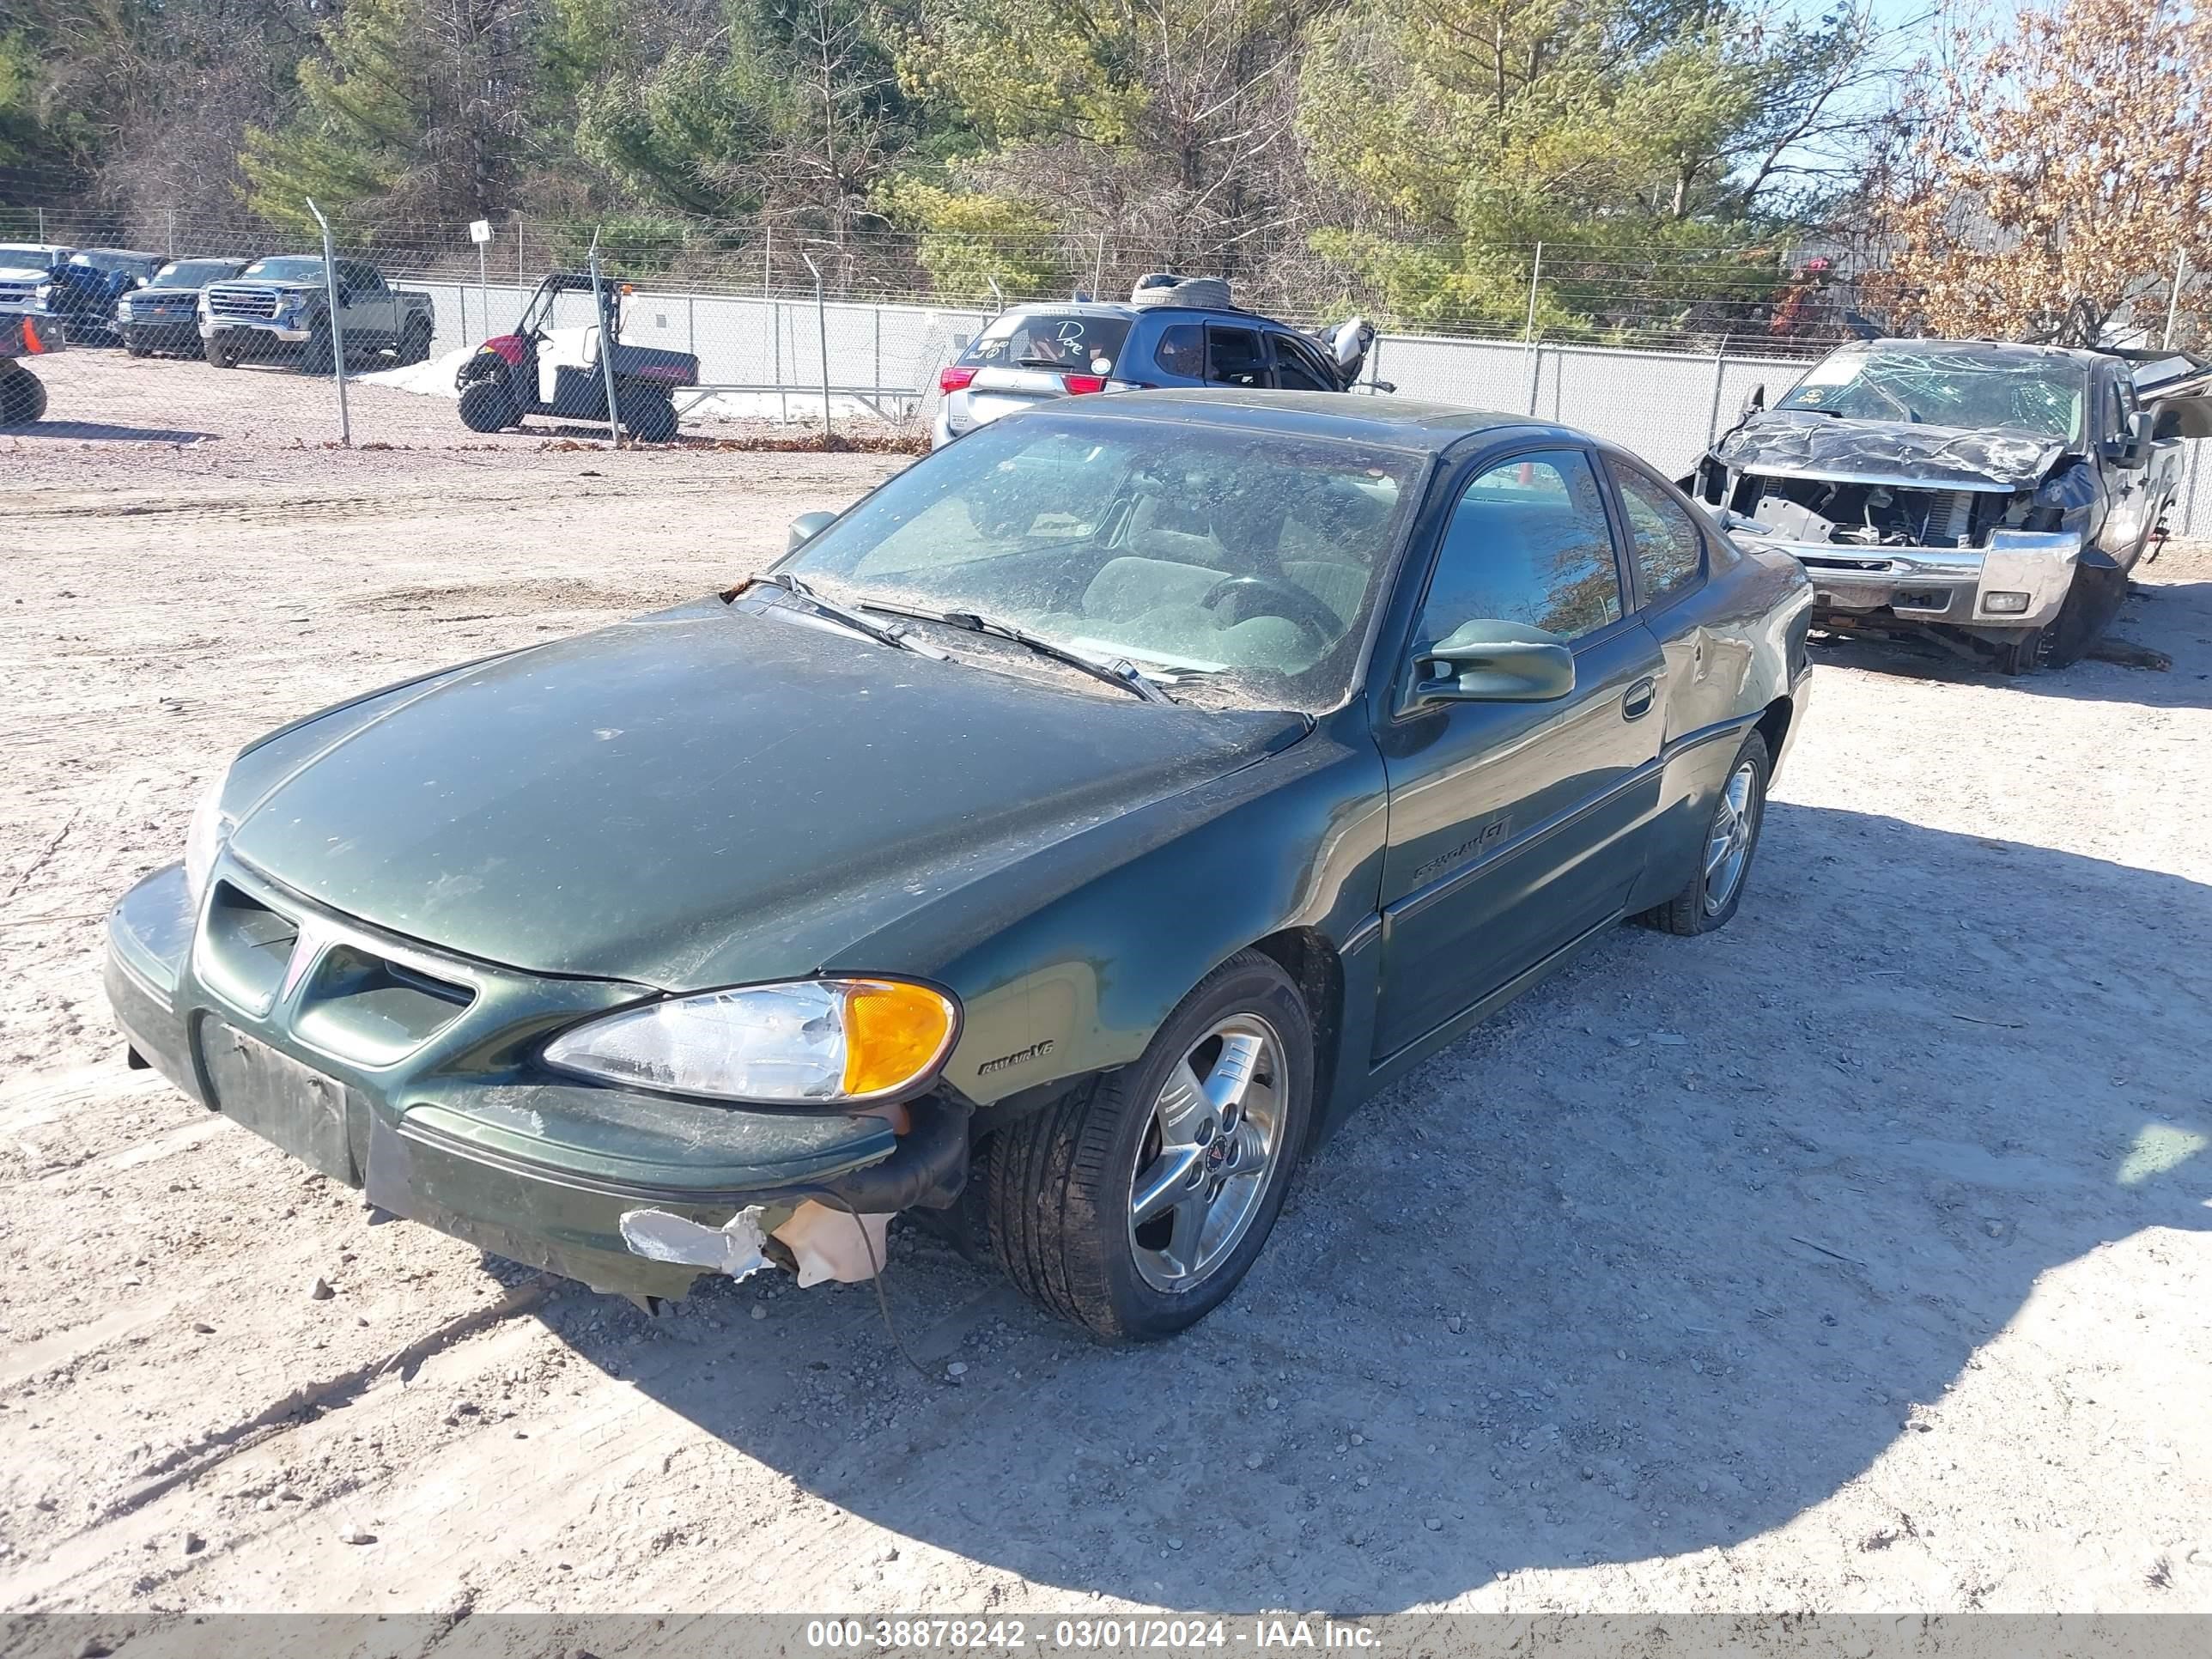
[1688,338,2212,672]
[200,255,435,373]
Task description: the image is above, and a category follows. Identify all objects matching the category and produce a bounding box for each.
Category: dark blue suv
[933,291,1376,448]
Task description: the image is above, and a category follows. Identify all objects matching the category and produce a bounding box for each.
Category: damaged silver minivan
[1688,339,2212,672]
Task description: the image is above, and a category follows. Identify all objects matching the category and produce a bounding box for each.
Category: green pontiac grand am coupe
[106,391,1812,1339]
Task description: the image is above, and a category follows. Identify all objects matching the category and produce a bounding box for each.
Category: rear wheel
[0,364,47,425]
[987,950,1313,1340]
[1643,730,1769,936]
[617,387,678,442]
[458,378,518,433]
[396,319,433,366]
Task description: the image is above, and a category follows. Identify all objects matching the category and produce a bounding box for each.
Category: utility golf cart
[455,271,697,442]
[0,306,64,425]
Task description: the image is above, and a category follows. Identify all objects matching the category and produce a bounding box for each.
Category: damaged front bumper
[105,860,966,1301]
[1736,528,2082,633]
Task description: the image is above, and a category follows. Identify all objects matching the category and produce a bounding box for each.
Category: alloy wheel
[1126,1013,1288,1293]
[1703,759,1761,915]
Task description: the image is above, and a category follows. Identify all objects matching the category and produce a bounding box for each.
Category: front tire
[987,950,1314,1340]
[1644,730,1770,936]
[203,332,237,369]
[458,379,519,433]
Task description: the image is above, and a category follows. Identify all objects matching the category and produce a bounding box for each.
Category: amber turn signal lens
[840,980,957,1097]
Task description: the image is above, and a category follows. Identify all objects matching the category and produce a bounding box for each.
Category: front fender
[840,708,1389,1123]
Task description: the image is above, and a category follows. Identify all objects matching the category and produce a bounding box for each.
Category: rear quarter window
[958,313,1133,378]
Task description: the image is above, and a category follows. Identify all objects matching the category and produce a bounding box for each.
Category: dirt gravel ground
[3,350,2209,1621]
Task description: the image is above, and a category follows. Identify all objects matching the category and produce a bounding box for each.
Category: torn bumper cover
[1731,526,2084,630]
[105,860,968,1301]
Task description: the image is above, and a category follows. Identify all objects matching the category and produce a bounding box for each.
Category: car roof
[1040,388,1556,453]
[996,301,1280,325]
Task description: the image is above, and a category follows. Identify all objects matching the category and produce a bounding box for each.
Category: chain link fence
[9,204,2212,532]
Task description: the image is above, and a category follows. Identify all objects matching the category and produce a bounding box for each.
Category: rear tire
[986,950,1314,1340]
[1643,730,1769,936]
[618,387,678,442]
[0,364,46,425]
[397,319,433,366]
[458,379,518,433]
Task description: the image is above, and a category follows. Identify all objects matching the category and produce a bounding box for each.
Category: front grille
[198,878,475,1063]
[0,283,39,307]
[206,287,280,321]
[1799,555,1895,573]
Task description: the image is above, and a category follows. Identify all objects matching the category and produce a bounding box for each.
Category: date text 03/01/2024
[803,1617,1383,1650]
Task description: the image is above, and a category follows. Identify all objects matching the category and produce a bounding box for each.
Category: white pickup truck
[200,255,435,373]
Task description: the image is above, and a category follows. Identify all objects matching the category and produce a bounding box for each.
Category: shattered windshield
[1778,348,2085,443]
[775,412,1419,711]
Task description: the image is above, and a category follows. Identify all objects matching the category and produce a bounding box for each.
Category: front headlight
[183,775,234,906]
[34,281,53,304]
[544,979,959,1104]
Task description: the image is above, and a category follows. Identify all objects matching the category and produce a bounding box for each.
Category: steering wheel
[1198,575,1341,650]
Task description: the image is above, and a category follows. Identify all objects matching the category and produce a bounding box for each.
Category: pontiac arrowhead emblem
[280,922,330,1002]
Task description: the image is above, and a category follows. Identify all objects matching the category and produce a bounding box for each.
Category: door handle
[1622,676,1657,720]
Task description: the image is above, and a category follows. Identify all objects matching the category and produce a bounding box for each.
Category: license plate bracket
[200,1021,360,1183]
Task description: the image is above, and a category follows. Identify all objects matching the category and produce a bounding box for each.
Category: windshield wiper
[855,598,1172,703]
[766,573,945,658]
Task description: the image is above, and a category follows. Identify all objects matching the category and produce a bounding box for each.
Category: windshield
[149,259,240,288]
[240,256,326,283]
[70,251,155,275]
[958,313,1134,378]
[1778,348,2086,442]
[776,412,1419,710]
[0,246,61,272]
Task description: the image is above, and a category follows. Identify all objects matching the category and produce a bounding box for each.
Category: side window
[343,263,386,295]
[1610,465,1705,605]
[1271,332,1333,392]
[1205,325,1269,388]
[1152,323,1204,380]
[1419,450,1623,643]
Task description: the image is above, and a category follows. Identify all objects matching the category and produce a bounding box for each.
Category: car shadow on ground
[13,419,219,443]
[536,803,2210,1609]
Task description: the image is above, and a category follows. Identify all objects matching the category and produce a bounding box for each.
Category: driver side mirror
[2107,409,2155,470]
[787,510,838,551]
[1412,620,1575,705]
[1740,383,1766,419]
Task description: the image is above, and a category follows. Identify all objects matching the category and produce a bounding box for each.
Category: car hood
[1712,411,2064,491]
[227,597,1304,989]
